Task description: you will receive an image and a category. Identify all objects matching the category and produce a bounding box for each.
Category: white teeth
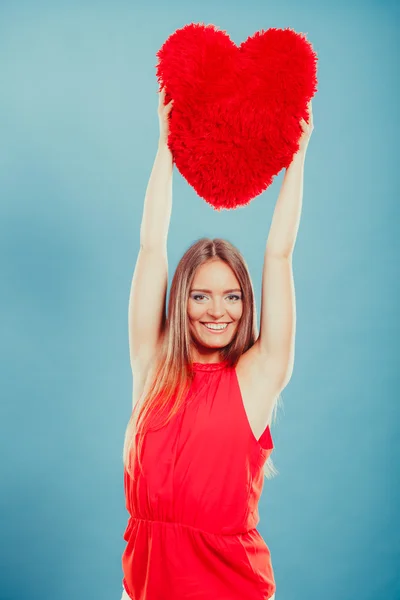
[204,323,228,330]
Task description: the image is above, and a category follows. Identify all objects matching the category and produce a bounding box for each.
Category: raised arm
[242,103,314,399]
[128,88,174,376]
[258,103,314,385]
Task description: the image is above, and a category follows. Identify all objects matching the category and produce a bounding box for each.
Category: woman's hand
[158,86,174,147]
[297,100,314,154]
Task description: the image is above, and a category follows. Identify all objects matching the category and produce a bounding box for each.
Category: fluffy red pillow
[156,23,318,210]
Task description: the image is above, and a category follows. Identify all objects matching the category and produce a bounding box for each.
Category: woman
[120,87,313,600]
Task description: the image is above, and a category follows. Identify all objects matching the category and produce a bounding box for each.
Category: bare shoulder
[235,341,285,434]
[236,339,285,389]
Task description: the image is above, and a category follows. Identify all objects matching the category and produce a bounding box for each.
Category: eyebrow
[190,288,242,294]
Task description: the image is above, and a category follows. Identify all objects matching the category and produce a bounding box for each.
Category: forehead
[192,260,240,287]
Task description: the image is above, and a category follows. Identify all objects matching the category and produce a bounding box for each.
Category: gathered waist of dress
[124,514,255,537]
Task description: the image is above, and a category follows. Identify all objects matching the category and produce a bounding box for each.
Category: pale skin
[128,87,313,444]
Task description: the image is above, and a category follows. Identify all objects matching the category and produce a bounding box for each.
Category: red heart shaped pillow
[156,23,318,210]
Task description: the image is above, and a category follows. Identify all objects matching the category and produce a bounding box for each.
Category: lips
[201,322,230,334]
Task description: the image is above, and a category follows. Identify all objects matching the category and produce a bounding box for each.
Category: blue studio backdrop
[1,1,399,599]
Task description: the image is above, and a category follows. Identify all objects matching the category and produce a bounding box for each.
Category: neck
[190,351,224,364]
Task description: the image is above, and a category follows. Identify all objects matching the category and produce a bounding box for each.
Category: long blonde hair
[123,238,281,479]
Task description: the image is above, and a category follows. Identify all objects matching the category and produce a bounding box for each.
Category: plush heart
[156,23,318,210]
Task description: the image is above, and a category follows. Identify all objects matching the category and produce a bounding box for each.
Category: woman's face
[187,259,243,357]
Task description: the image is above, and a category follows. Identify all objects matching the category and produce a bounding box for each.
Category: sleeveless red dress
[121,360,276,599]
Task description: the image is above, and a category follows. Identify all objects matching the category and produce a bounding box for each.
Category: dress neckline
[191,360,229,372]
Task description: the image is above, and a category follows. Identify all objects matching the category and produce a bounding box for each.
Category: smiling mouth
[201,322,230,332]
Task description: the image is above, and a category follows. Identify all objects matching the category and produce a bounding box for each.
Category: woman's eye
[192,294,241,302]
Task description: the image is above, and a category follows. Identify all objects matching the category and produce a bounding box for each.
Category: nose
[207,298,225,319]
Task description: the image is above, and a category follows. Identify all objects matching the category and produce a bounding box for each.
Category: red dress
[122,360,276,600]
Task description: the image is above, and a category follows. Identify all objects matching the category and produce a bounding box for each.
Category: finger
[163,98,174,113]
[158,87,167,111]
[304,106,312,125]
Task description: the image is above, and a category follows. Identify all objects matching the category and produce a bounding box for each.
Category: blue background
[1,1,399,599]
